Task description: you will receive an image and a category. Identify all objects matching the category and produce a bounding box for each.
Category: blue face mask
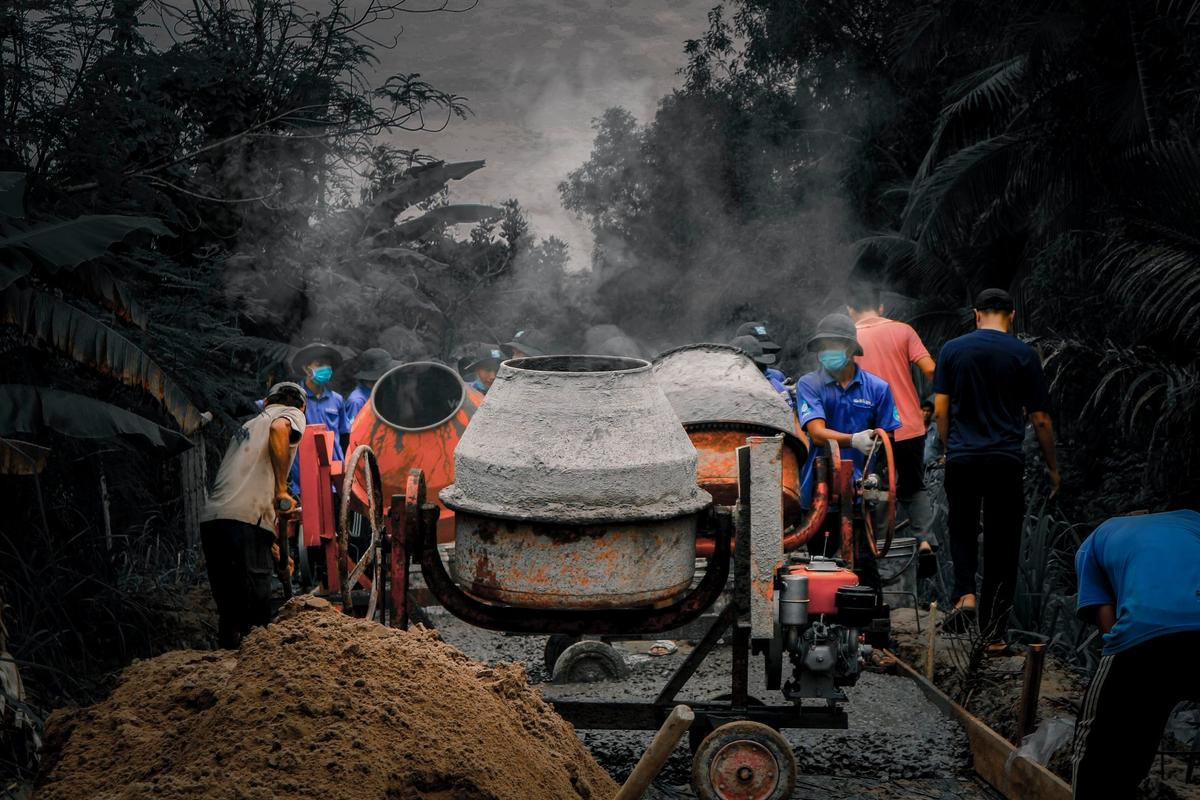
[311,366,334,385]
[818,350,849,371]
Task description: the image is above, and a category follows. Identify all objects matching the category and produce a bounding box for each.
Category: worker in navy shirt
[1071,507,1200,799]
[735,321,794,409]
[288,342,349,494]
[795,313,901,604]
[933,289,1059,653]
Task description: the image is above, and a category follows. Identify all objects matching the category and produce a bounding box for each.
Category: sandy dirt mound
[35,597,617,800]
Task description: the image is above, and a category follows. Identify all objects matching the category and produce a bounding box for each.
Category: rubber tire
[543,634,581,674]
[550,640,630,684]
[691,721,797,800]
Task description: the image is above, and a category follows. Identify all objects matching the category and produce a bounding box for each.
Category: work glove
[850,430,878,455]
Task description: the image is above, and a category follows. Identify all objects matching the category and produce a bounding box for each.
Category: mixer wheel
[691,721,796,800]
[550,641,630,684]
[543,634,581,674]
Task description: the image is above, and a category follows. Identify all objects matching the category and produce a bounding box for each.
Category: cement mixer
[349,361,483,543]
[381,354,899,800]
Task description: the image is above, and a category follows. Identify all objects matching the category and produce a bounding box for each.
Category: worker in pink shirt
[847,283,939,577]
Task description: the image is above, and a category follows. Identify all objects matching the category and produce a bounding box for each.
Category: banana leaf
[363,161,486,234]
[0,385,192,454]
[0,214,171,271]
[391,204,502,240]
[0,288,205,434]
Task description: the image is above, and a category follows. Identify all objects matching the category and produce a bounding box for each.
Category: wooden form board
[891,655,1072,800]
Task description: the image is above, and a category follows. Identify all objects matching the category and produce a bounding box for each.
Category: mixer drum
[349,361,483,542]
[652,344,807,525]
[441,355,712,610]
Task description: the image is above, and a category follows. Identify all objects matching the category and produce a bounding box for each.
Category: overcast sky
[372,0,715,269]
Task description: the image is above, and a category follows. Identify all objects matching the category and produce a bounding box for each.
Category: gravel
[427,608,997,799]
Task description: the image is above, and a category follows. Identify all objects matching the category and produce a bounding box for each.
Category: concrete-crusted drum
[441,355,712,609]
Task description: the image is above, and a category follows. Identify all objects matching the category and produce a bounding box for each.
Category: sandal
[939,606,977,634]
[984,641,1015,657]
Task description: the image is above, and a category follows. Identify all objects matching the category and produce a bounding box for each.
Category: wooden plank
[890,653,1072,800]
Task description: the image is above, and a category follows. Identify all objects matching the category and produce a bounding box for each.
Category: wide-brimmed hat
[354,347,399,381]
[503,328,552,358]
[729,334,777,366]
[465,344,506,373]
[735,321,781,354]
[265,381,306,406]
[805,313,864,356]
[291,342,344,375]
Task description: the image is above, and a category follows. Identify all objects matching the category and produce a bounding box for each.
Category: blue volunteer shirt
[794,366,901,507]
[765,367,795,410]
[288,384,347,493]
[1075,510,1200,655]
[344,383,371,423]
[932,329,1051,463]
[470,377,489,395]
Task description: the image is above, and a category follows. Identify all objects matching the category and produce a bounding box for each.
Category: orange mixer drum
[349,361,483,542]
[688,426,805,526]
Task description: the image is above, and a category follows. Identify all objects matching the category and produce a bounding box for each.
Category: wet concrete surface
[428,608,999,799]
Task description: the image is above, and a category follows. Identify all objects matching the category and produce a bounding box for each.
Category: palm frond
[0,288,204,434]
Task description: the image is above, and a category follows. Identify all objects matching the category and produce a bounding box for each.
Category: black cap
[503,328,552,358]
[730,335,777,366]
[973,288,1015,312]
[465,344,505,373]
[805,313,864,356]
[735,321,781,353]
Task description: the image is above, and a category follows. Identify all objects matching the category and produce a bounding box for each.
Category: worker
[466,344,505,394]
[921,398,943,466]
[1071,505,1200,799]
[846,283,938,576]
[934,289,1060,653]
[289,342,348,493]
[729,334,791,406]
[199,382,306,649]
[794,313,901,606]
[503,328,553,359]
[735,321,793,408]
[344,347,398,425]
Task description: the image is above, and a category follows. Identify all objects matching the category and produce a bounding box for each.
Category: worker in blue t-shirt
[465,345,505,396]
[288,342,349,494]
[735,320,793,409]
[344,347,399,428]
[794,313,901,606]
[1071,507,1200,799]
[933,289,1060,653]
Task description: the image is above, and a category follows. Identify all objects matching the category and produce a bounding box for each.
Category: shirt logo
[852,397,873,407]
[893,407,901,422]
[800,401,810,414]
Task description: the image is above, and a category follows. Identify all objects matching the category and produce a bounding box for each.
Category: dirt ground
[890,606,1200,800]
[429,607,998,799]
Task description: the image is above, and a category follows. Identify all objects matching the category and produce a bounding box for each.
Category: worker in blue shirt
[794,313,901,607]
[344,347,399,429]
[1071,506,1200,799]
[736,321,793,409]
[466,344,505,395]
[288,342,349,493]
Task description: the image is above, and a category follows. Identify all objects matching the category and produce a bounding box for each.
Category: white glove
[850,430,878,455]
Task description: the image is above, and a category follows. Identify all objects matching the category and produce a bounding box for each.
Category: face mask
[818,350,849,371]
[310,366,334,385]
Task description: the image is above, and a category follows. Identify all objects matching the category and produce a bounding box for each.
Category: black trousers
[201,519,274,649]
[1072,632,1200,799]
[944,458,1024,641]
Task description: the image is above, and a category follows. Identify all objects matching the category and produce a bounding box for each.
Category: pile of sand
[35,597,617,800]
